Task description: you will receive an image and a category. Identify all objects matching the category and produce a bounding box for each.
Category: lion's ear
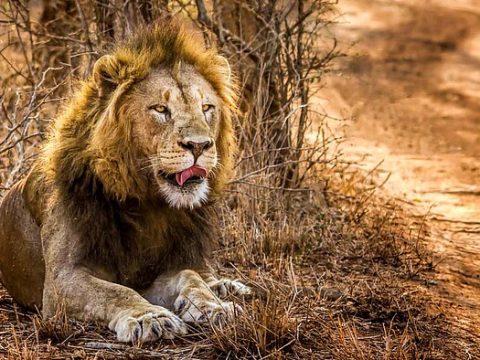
[93,55,122,96]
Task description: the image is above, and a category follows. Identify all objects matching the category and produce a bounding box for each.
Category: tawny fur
[0,20,248,343]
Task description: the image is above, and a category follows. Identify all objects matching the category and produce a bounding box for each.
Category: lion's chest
[113,220,170,289]
[85,204,212,291]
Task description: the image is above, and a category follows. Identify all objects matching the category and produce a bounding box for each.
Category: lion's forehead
[140,66,218,106]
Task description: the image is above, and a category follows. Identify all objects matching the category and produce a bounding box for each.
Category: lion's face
[121,65,221,208]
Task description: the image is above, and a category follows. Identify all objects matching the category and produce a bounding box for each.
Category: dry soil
[319,0,480,337]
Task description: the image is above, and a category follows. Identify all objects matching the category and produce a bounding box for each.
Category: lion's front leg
[43,269,187,343]
[41,216,187,343]
[143,270,241,327]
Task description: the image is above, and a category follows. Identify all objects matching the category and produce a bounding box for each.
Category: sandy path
[319,0,480,331]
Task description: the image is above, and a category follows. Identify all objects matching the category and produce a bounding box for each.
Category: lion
[0,20,251,343]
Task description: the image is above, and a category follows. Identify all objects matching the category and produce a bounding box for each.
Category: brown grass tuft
[31,304,77,343]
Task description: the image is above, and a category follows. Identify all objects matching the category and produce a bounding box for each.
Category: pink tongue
[175,165,208,186]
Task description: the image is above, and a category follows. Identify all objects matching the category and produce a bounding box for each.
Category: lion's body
[0,170,46,308]
[0,20,249,343]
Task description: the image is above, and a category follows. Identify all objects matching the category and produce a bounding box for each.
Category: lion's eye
[152,105,169,114]
[202,104,214,113]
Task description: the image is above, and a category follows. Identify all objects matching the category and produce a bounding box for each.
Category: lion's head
[43,20,237,208]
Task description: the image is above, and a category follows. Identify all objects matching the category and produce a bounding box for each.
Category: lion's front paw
[208,279,252,298]
[174,295,241,327]
[110,306,187,343]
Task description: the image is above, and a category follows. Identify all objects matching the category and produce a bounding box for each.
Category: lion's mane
[36,20,237,284]
[42,20,236,202]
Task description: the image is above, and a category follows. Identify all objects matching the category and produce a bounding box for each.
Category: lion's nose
[178,139,213,159]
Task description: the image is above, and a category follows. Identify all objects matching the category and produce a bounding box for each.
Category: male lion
[0,20,250,343]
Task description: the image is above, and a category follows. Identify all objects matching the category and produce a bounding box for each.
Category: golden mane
[42,19,237,202]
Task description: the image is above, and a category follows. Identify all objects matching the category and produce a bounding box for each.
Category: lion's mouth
[160,165,208,187]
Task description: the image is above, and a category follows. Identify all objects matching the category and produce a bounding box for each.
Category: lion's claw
[174,295,241,327]
[208,279,251,298]
[111,306,187,343]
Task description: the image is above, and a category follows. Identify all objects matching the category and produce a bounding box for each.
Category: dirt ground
[319,0,480,337]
